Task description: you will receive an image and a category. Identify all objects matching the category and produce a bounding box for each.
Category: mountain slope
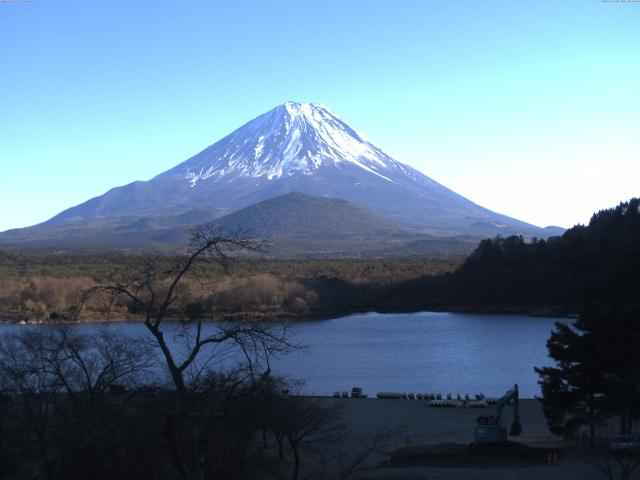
[37,102,555,238]
[0,193,480,257]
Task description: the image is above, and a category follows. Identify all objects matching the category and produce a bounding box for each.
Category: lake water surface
[0,311,567,398]
[279,312,564,398]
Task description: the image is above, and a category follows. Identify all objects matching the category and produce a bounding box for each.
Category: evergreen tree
[536,303,640,442]
[585,305,640,435]
[535,319,608,441]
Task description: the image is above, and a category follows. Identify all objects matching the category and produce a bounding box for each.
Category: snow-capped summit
[163,101,410,185]
[37,102,555,239]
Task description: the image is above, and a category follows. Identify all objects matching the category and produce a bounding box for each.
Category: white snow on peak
[180,102,409,186]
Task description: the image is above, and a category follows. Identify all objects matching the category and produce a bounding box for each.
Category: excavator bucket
[510,420,522,436]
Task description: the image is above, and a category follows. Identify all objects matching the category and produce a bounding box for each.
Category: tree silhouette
[536,303,640,442]
[79,225,292,397]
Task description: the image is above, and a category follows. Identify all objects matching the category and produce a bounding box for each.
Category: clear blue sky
[1,0,638,231]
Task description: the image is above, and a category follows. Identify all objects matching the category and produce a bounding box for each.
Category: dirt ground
[318,398,607,480]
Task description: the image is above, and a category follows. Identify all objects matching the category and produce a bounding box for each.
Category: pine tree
[535,319,608,442]
[536,303,640,442]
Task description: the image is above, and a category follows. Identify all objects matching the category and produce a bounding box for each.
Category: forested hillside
[390,198,640,312]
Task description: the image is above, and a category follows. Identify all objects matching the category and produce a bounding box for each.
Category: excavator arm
[474,384,521,443]
[508,385,522,436]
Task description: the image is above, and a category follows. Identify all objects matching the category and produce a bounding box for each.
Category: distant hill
[211,192,402,239]
[202,192,479,258]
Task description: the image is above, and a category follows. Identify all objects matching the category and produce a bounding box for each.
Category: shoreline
[0,304,578,325]
[0,305,578,325]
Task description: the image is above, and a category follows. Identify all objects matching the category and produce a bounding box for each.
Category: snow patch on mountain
[178,102,401,186]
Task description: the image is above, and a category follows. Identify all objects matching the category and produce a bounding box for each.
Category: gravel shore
[318,398,603,480]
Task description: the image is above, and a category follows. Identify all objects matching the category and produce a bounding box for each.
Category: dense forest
[384,198,640,313]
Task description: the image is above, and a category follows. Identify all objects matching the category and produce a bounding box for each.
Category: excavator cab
[476,415,495,425]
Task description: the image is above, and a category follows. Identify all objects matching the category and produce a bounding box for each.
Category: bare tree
[79,225,293,397]
[0,325,154,480]
[588,448,640,480]
[0,388,10,479]
[278,398,342,480]
[333,424,404,480]
[74,226,301,480]
[264,396,402,480]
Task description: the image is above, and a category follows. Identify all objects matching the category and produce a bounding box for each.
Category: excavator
[474,384,522,443]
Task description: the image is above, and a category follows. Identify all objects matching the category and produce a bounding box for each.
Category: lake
[0,311,567,398]
[278,311,564,398]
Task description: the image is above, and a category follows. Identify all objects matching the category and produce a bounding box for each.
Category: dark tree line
[0,325,393,480]
[454,197,640,307]
[378,197,640,312]
[0,325,352,480]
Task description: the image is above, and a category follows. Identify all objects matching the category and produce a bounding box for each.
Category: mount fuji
[2,102,562,251]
